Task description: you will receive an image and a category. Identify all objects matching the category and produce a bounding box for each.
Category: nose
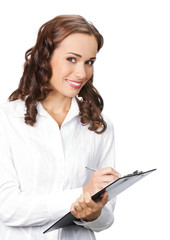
[74,63,87,80]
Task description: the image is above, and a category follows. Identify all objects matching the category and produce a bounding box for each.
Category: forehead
[54,33,98,57]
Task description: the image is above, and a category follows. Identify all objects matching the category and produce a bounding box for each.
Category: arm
[71,167,120,231]
[0,122,82,227]
[71,119,120,232]
[71,195,116,232]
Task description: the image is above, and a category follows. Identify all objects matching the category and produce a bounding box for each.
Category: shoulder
[0,100,28,136]
[102,113,114,136]
[0,99,26,118]
[90,114,114,145]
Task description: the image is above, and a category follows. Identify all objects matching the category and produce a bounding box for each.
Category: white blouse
[0,97,116,240]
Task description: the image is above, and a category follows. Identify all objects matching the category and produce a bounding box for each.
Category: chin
[64,89,82,98]
[66,92,79,98]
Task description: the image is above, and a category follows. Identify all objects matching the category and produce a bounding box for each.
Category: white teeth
[67,80,81,86]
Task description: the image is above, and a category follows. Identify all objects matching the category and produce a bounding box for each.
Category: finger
[70,202,78,216]
[71,202,84,219]
[74,202,83,212]
[74,195,84,212]
[80,193,98,217]
[84,192,98,210]
[70,202,75,213]
[84,192,93,207]
[100,167,121,178]
[76,194,89,211]
[72,194,92,219]
[78,196,88,210]
[101,191,108,203]
[102,175,118,183]
[98,191,108,208]
[75,194,93,218]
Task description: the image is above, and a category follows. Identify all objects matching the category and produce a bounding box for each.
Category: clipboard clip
[124,170,143,177]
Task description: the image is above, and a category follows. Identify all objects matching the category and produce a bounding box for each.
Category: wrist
[82,209,101,222]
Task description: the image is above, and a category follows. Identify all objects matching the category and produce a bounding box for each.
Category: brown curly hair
[9,15,107,134]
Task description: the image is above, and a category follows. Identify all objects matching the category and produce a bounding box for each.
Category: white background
[0,0,169,239]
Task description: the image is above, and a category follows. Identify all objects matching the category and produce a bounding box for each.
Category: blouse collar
[15,97,80,124]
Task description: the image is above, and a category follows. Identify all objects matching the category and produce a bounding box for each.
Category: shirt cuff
[73,200,115,232]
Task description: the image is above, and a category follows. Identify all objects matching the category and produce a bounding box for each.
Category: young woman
[0,15,120,240]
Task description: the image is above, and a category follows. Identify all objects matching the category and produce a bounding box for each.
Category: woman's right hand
[83,167,121,195]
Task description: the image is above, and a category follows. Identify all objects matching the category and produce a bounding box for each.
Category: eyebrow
[67,52,96,60]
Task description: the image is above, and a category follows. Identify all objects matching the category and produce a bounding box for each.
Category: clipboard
[43,168,156,234]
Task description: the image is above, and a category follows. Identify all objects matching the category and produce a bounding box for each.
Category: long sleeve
[74,198,116,232]
[0,115,82,227]
[0,150,82,227]
[75,117,116,232]
[0,99,117,239]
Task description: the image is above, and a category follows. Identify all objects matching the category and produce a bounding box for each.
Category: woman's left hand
[70,191,108,222]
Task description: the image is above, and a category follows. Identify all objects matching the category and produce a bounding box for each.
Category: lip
[66,79,82,89]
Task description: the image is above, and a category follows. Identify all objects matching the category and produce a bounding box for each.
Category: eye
[67,57,76,63]
[86,60,94,66]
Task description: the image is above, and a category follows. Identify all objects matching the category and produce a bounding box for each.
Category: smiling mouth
[66,79,82,89]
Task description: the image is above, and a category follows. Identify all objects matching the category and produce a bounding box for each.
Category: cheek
[51,65,71,82]
[86,68,93,80]
[82,70,93,87]
[50,58,72,78]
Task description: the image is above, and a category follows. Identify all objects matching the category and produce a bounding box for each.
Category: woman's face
[49,33,98,98]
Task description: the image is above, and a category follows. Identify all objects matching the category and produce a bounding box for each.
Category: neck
[41,91,72,114]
